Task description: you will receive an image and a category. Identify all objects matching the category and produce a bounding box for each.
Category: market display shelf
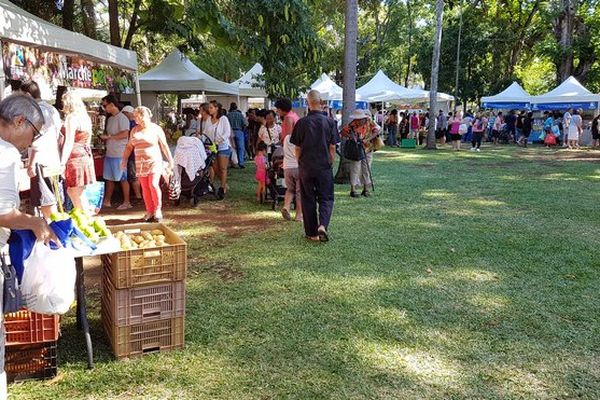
[102,313,185,359]
[4,310,60,346]
[5,341,58,383]
[102,223,187,289]
[102,277,185,327]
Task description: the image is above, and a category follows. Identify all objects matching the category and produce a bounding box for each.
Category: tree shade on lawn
[11,146,600,399]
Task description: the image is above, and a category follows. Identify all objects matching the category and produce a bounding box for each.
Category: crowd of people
[382,107,600,151]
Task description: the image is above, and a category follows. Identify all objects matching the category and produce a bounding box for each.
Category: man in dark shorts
[290,90,338,242]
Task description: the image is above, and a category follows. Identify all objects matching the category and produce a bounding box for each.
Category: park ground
[11,145,600,399]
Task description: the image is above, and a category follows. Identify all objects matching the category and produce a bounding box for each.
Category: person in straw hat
[340,108,380,198]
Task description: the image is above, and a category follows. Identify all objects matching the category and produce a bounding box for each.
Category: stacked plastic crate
[4,311,59,382]
[101,223,186,359]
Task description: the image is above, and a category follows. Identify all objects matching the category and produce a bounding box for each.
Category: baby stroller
[266,145,286,210]
[170,135,219,206]
[497,124,514,144]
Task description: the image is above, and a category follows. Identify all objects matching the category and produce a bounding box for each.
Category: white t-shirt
[31,101,62,167]
[563,112,571,130]
[105,112,130,158]
[0,138,22,247]
[283,135,298,170]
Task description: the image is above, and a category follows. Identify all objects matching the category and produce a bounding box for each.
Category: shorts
[255,169,267,184]
[103,157,127,182]
[127,157,138,181]
[30,173,63,207]
[284,168,299,193]
[592,132,600,140]
[450,133,462,141]
[217,148,232,158]
[435,129,446,139]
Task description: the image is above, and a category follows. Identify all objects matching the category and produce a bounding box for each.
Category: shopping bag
[230,148,239,167]
[21,241,76,315]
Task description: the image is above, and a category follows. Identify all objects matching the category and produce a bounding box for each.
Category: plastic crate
[102,277,185,326]
[103,313,184,359]
[401,138,417,148]
[102,223,187,289]
[5,341,57,383]
[4,310,60,346]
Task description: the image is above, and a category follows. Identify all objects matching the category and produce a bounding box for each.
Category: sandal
[281,208,292,221]
[317,226,329,242]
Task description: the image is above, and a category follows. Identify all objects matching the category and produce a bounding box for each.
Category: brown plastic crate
[102,223,187,289]
[5,341,57,383]
[102,277,185,326]
[4,310,60,346]
[102,313,184,359]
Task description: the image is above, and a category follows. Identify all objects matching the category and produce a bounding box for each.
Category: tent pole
[134,72,142,106]
[0,41,5,101]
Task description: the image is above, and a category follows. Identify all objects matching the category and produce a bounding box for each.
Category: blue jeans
[233,129,245,167]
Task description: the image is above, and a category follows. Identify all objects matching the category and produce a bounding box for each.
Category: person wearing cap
[121,105,143,202]
[290,90,339,242]
[340,109,380,197]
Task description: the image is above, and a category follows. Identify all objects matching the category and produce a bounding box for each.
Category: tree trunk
[554,0,575,83]
[108,0,122,47]
[335,0,358,185]
[80,0,97,39]
[454,0,463,111]
[124,0,143,49]
[62,0,74,31]
[404,0,413,87]
[427,0,444,150]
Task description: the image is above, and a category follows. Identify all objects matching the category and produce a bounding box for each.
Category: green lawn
[12,145,600,399]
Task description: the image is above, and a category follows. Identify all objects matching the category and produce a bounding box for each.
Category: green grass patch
[11,145,600,399]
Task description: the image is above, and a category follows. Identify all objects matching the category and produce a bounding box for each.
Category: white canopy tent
[531,76,600,111]
[480,82,531,109]
[230,63,267,98]
[357,70,417,101]
[0,0,140,102]
[139,49,239,95]
[310,73,344,101]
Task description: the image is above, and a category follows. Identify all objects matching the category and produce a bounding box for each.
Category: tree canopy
[11,0,600,102]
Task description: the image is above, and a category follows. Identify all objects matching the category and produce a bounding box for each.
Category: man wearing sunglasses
[0,93,60,398]
[99,94,132,210]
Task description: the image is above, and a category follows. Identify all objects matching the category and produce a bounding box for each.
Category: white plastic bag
[21,241,76,314]
[230,147,239,167]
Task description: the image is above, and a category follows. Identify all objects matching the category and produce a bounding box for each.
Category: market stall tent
[231,63,267,98]
[357,70,416,101]
[530,76,600,111]
[139,50,239,95]
[0,0,140,101]
[310,73,343,101]
[480,82,531,109]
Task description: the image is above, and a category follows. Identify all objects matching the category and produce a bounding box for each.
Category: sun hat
[121,105,135,113]
[349,109,369,121]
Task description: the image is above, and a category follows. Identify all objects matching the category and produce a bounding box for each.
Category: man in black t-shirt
[290,90,339,242]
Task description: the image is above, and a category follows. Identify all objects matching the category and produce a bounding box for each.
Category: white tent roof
[140,49,238,95]
[531,76,600,104]
[357,70,416,101]
[0,0,137,71]
[310,74,343,101]
[481,82,530,103]
[231,63,267,97]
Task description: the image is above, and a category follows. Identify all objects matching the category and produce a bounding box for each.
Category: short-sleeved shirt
[290,111,338,171]
[129,123,165,177]
[31,101,62,167]
[281,111,300,142]
[258,124,281,147]
[105,112,130,158]
[0,139,22,247]
[226,110,247,131]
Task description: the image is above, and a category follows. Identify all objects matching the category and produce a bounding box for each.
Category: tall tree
[335,0,358,184]
[61,0,74,30]
[80,0,98,39]
[108,0,121,46]
[427,0,444,150]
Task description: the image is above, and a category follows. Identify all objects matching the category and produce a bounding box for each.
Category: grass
[11,145,600,399]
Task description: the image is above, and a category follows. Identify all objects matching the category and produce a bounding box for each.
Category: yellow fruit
[151,229,164,236]
[134,236,145,244]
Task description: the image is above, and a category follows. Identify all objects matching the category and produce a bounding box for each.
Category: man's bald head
[307,90,322,110]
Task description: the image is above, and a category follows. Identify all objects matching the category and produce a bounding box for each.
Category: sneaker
[476,148,481,152]
[361,189,371,197]
[350,191,359,198]
[470,147,476,151]
[116,203,133,211]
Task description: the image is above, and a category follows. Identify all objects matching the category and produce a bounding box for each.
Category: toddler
[255,142,268,203]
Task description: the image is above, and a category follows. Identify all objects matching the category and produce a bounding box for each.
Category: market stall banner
[532,102,599,111]
[482,102,531,109]
[329,101,369,110]
[2,42,135,94]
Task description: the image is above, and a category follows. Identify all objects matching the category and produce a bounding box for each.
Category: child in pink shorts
[255,142,268,202]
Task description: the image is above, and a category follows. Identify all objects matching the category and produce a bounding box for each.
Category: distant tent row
[481,77,600,111]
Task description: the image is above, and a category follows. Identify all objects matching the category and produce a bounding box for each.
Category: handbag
[1,253,23,314]
[343,127,366,161]
[372,135,385,151]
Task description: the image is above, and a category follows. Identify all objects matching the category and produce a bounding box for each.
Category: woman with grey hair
[0,94,61,398]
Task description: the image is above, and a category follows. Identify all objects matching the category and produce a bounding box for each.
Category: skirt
[65,151,96,188]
